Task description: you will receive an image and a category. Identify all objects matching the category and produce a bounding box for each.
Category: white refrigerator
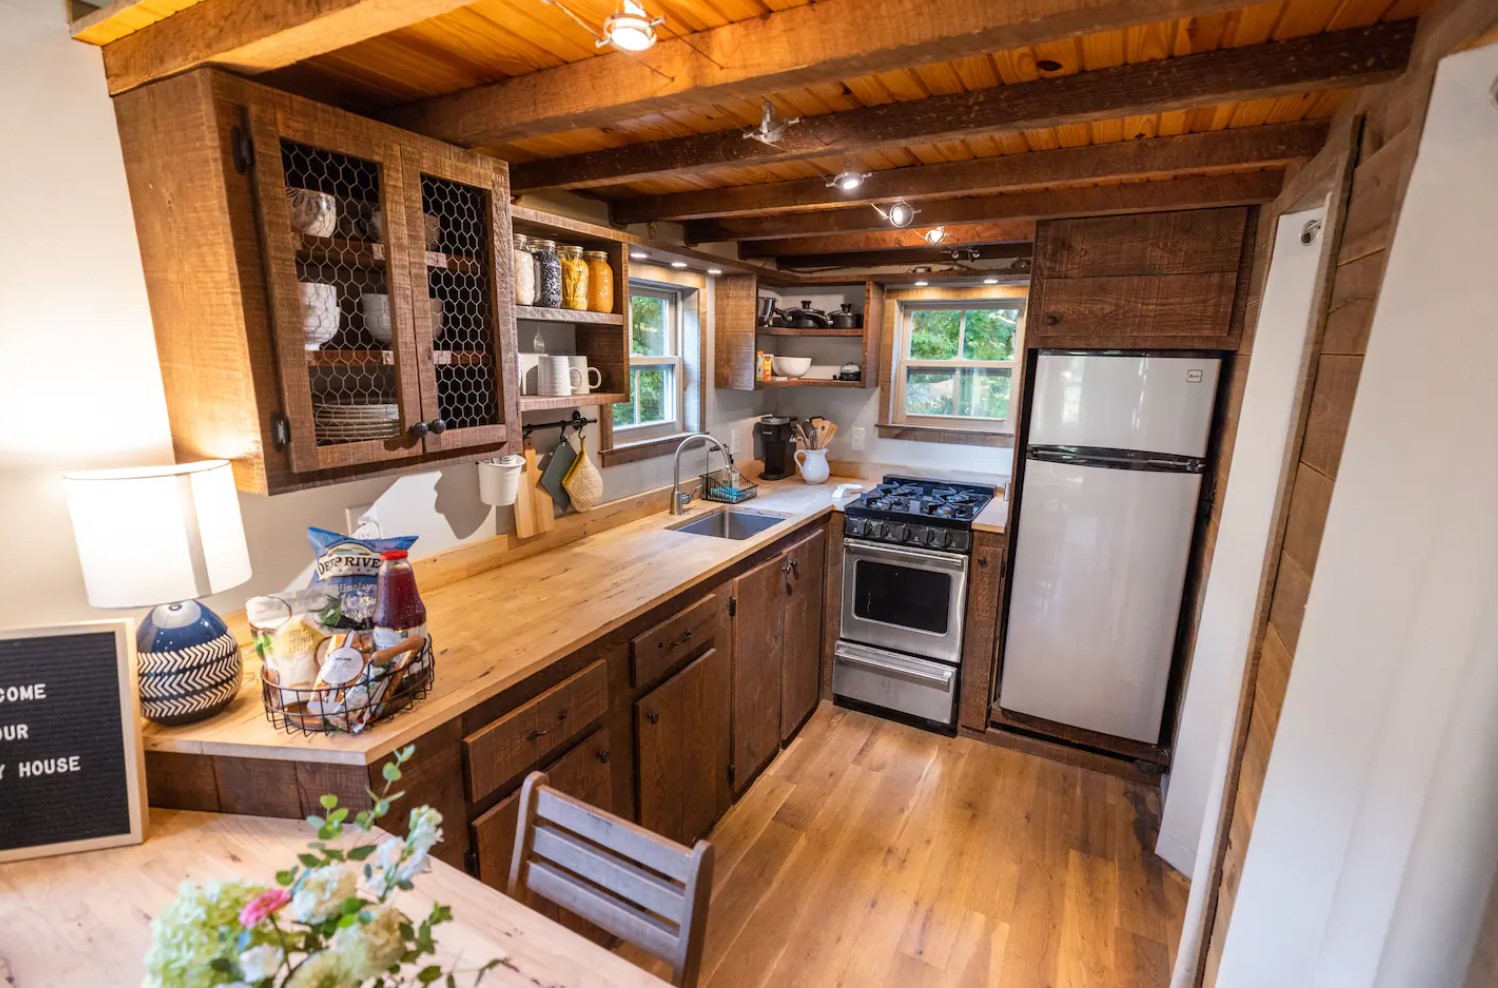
[998,352,1221,743]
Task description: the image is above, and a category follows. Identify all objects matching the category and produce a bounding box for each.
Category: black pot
[829,303,860,329]
[784,300,829,329]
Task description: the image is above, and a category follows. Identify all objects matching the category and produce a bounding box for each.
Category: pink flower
[239,888,290,928]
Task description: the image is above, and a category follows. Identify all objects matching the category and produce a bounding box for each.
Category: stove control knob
[925,527,948,549]
[845,517,867,537]
[949,530,971,552]
[869,520,888,539]
[888,522,908,542]
[907,524,925,546]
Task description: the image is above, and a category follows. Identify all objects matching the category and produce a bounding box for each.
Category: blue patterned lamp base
[136,601,242,725]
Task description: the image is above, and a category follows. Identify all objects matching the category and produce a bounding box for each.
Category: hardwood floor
[622,703,1187,988]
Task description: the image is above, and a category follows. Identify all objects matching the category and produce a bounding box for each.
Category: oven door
[833,640,958,728]
[841,538,968,664]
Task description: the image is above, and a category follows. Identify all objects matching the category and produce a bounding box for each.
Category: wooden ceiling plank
[610,120,1325,222]
[385,0,1277,148]
[740,221,1041,258]
[774,241,1036,269]
[714,169,1284,245]
[100,0,483,95]
[509,22,1412,191]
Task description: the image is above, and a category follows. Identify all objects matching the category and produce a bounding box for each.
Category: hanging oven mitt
[563,433,604,512]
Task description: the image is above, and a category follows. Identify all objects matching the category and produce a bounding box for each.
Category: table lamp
[65,460,253,725]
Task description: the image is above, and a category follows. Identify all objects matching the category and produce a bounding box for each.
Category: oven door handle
[844,538,969,573]
[835,644,955,688]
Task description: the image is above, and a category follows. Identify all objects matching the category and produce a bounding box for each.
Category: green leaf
[382,762,402,783]
[374,799,391,817]
[342,897,364,915]
[337,913,358,929]
[298,853,321,868]
[324,847,344,862]
[348,844,377,861]
[209,958,232,973]
[399,744,416,762]
[275,869,295,886]
[417,965,443,984]
[306,815,325,830]
[317,825,337,841]
[329,807,349,824]
[319,793,338,810]
[429,904,452,925]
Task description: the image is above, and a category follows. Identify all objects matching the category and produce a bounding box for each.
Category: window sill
[875,423,1015,448]
[599,431,696,466]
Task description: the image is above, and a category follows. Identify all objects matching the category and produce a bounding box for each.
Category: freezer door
[1028,352,1221,457]
[998,457,1201,742]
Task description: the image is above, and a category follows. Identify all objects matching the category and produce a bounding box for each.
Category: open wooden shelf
[307,349,490,368]
[297,236,480,274]
[514,305,625,325]
[755,378,864,389]
[520,391,628,412]
[756,326,864,337]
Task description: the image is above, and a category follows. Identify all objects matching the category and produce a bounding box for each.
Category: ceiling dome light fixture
[983,276,999,284]
[707,267,723,275]
[670,261,689,269]
[629,250,649,260]
[914,279,930,287]
[922,226,947,245]
[601,0,664,50]
[873,200,918,229]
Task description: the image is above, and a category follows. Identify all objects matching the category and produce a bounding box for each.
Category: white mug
[539,355,582,397]
[567,355,604,394]
[518,353,543,395]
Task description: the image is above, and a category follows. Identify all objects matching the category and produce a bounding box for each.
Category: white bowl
[772,355,813,378]
[287,188,336,238]
[299,282,339,349]
[361,293,392,345]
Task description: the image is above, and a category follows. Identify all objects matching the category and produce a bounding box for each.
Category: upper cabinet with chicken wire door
[113,70,520,494]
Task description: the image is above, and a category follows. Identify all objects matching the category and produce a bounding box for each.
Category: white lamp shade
[65,460,252,608]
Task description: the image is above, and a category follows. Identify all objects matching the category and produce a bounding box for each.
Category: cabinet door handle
[646,711,660,725]
[428,418,448,435]
[526,727,549,741]
[1044,311,1062,326]
[597,749,611,764]
[410,421,429,439]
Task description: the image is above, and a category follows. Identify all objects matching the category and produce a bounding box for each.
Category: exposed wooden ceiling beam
[738,222,1038,258]
[511,23,1412,192]
[774,242,1035,270]
[384,0,1261,148]
[98,0,479,95]
[727,171,1281,250]
[610,121,1327,224]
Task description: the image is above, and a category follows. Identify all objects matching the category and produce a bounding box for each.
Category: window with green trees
[612,285,683,437]
[895,302,1025,430]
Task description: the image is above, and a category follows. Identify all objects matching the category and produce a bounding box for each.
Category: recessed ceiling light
[914,279,929,287]
[670,261,689,269]
[922,226,947,245]
[629,250,649,260]
[601,0,664,51]
[983,276,999,284]
[707,268,723,275]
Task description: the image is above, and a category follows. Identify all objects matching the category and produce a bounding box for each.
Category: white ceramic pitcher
[794,447,830,484]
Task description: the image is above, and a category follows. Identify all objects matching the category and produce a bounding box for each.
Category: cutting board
[512,438,552,539]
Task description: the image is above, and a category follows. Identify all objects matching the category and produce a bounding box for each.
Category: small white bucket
[478,455,524,506]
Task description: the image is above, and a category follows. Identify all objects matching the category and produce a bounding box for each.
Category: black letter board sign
[0,621,145,862]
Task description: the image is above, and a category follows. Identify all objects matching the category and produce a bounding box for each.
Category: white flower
[291,866,357,924]
[238,944,284,983]
[405,806,444,859]
[330,903,406,979]
[373,835,404,872]
[284,951,354,988]
[395,849,431,886]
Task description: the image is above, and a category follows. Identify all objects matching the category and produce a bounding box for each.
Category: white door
[999,456,1201,742]
[1028,353,1221,456]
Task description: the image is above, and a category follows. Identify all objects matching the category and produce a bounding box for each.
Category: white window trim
[615,283,686,442]
[891,299,1027,434]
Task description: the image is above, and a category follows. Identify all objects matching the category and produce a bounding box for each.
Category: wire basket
[702,468,758,504]
[260,638,434,736]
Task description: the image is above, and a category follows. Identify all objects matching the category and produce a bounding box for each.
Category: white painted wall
[1159,202,1329,875]
[1217,41,1498,986]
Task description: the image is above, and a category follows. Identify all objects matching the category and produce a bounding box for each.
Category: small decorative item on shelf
[64,460,253,725]
[300,282,340,349]
[513,232,536,306]
[584,249,614,312]
[286,188,336,238]
[141,746,502,987]
[703,466,758,504]
[531,238,562,308]
[359,292,393,345]
[559,244,590,310]
[837,361,863,381]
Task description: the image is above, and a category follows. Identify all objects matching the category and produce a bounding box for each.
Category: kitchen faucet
[670,433,733,515]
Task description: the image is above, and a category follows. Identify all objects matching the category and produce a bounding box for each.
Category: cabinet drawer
[464,660,608,802]
[631,592,719,687]
[470,726,614,891]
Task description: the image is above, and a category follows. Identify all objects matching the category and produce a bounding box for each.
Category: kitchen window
[611,284,686,442]
[890,301,1026,435]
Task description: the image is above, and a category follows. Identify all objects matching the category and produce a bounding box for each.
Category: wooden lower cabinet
[636,647,732,845]
[731,557,786,794]
[781,528,826,739]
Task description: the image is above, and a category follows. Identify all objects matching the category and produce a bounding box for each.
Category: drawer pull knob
[647,711,660,725]
[597,749,611,764]
[526,727,550,741]
[1044,311,1062,326]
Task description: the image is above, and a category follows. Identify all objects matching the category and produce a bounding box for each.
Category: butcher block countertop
[0,810,668,988]
[143,481,855,766]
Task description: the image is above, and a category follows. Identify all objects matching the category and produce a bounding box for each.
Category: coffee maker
[756,415,799,480]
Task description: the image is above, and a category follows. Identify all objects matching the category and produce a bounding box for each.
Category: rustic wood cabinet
[715,273,885,392]
[730,556,786,793]
[635,647,732,845]
[781,528,826,739]
[114,69,521,493]
[1028,207,1255,350]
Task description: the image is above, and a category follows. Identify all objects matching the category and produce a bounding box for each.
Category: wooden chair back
[508,770,715,988]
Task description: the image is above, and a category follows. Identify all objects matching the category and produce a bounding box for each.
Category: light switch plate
[345,503,378,537]
[851,427,867,452]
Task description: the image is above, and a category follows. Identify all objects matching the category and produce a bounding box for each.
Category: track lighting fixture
[828,168,871,192]
[873,200,917,228]
[540,0,664,53]
[922,226,947,245]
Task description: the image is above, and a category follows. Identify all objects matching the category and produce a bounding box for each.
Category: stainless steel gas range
[833,476,995,732]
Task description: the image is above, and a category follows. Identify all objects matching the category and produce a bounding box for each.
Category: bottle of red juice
[373,549,427,651]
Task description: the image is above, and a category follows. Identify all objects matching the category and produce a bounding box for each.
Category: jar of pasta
[584,250,613,313]
[512,233,536,306]
[559,245,589,310]
[531,239,562,308]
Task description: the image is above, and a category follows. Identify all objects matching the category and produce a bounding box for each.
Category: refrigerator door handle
[1028,444,1205,473]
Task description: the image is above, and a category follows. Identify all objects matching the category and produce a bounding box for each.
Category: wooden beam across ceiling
[97,0,479,95]
[727,171,1280,251]
[384,0,1262,149]
[509,23,1413,192]
[740,221,1040,259]
[610,121,1328,224]
[775,242,1035,270]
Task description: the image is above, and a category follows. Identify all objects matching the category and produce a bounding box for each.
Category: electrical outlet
[729,429,742,456]
[851,427,867,452]
[345,503,378,537]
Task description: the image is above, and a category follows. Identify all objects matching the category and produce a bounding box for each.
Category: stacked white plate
[314,401,400,441]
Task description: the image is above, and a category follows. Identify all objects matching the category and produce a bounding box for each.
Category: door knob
[428,418,448,434]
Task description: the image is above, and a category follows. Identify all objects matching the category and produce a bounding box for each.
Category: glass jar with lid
[584,250,613,313]
[512,233,536,306]
[531,239,562,308]
[559,245,589,310]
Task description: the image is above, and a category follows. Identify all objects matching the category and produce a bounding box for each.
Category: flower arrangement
[143,746,501,987]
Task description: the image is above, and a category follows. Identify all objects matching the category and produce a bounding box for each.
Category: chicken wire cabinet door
[402,147,518,454]
[249,106,427,474]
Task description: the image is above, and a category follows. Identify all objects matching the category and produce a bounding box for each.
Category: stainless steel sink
[668,508,785,540]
